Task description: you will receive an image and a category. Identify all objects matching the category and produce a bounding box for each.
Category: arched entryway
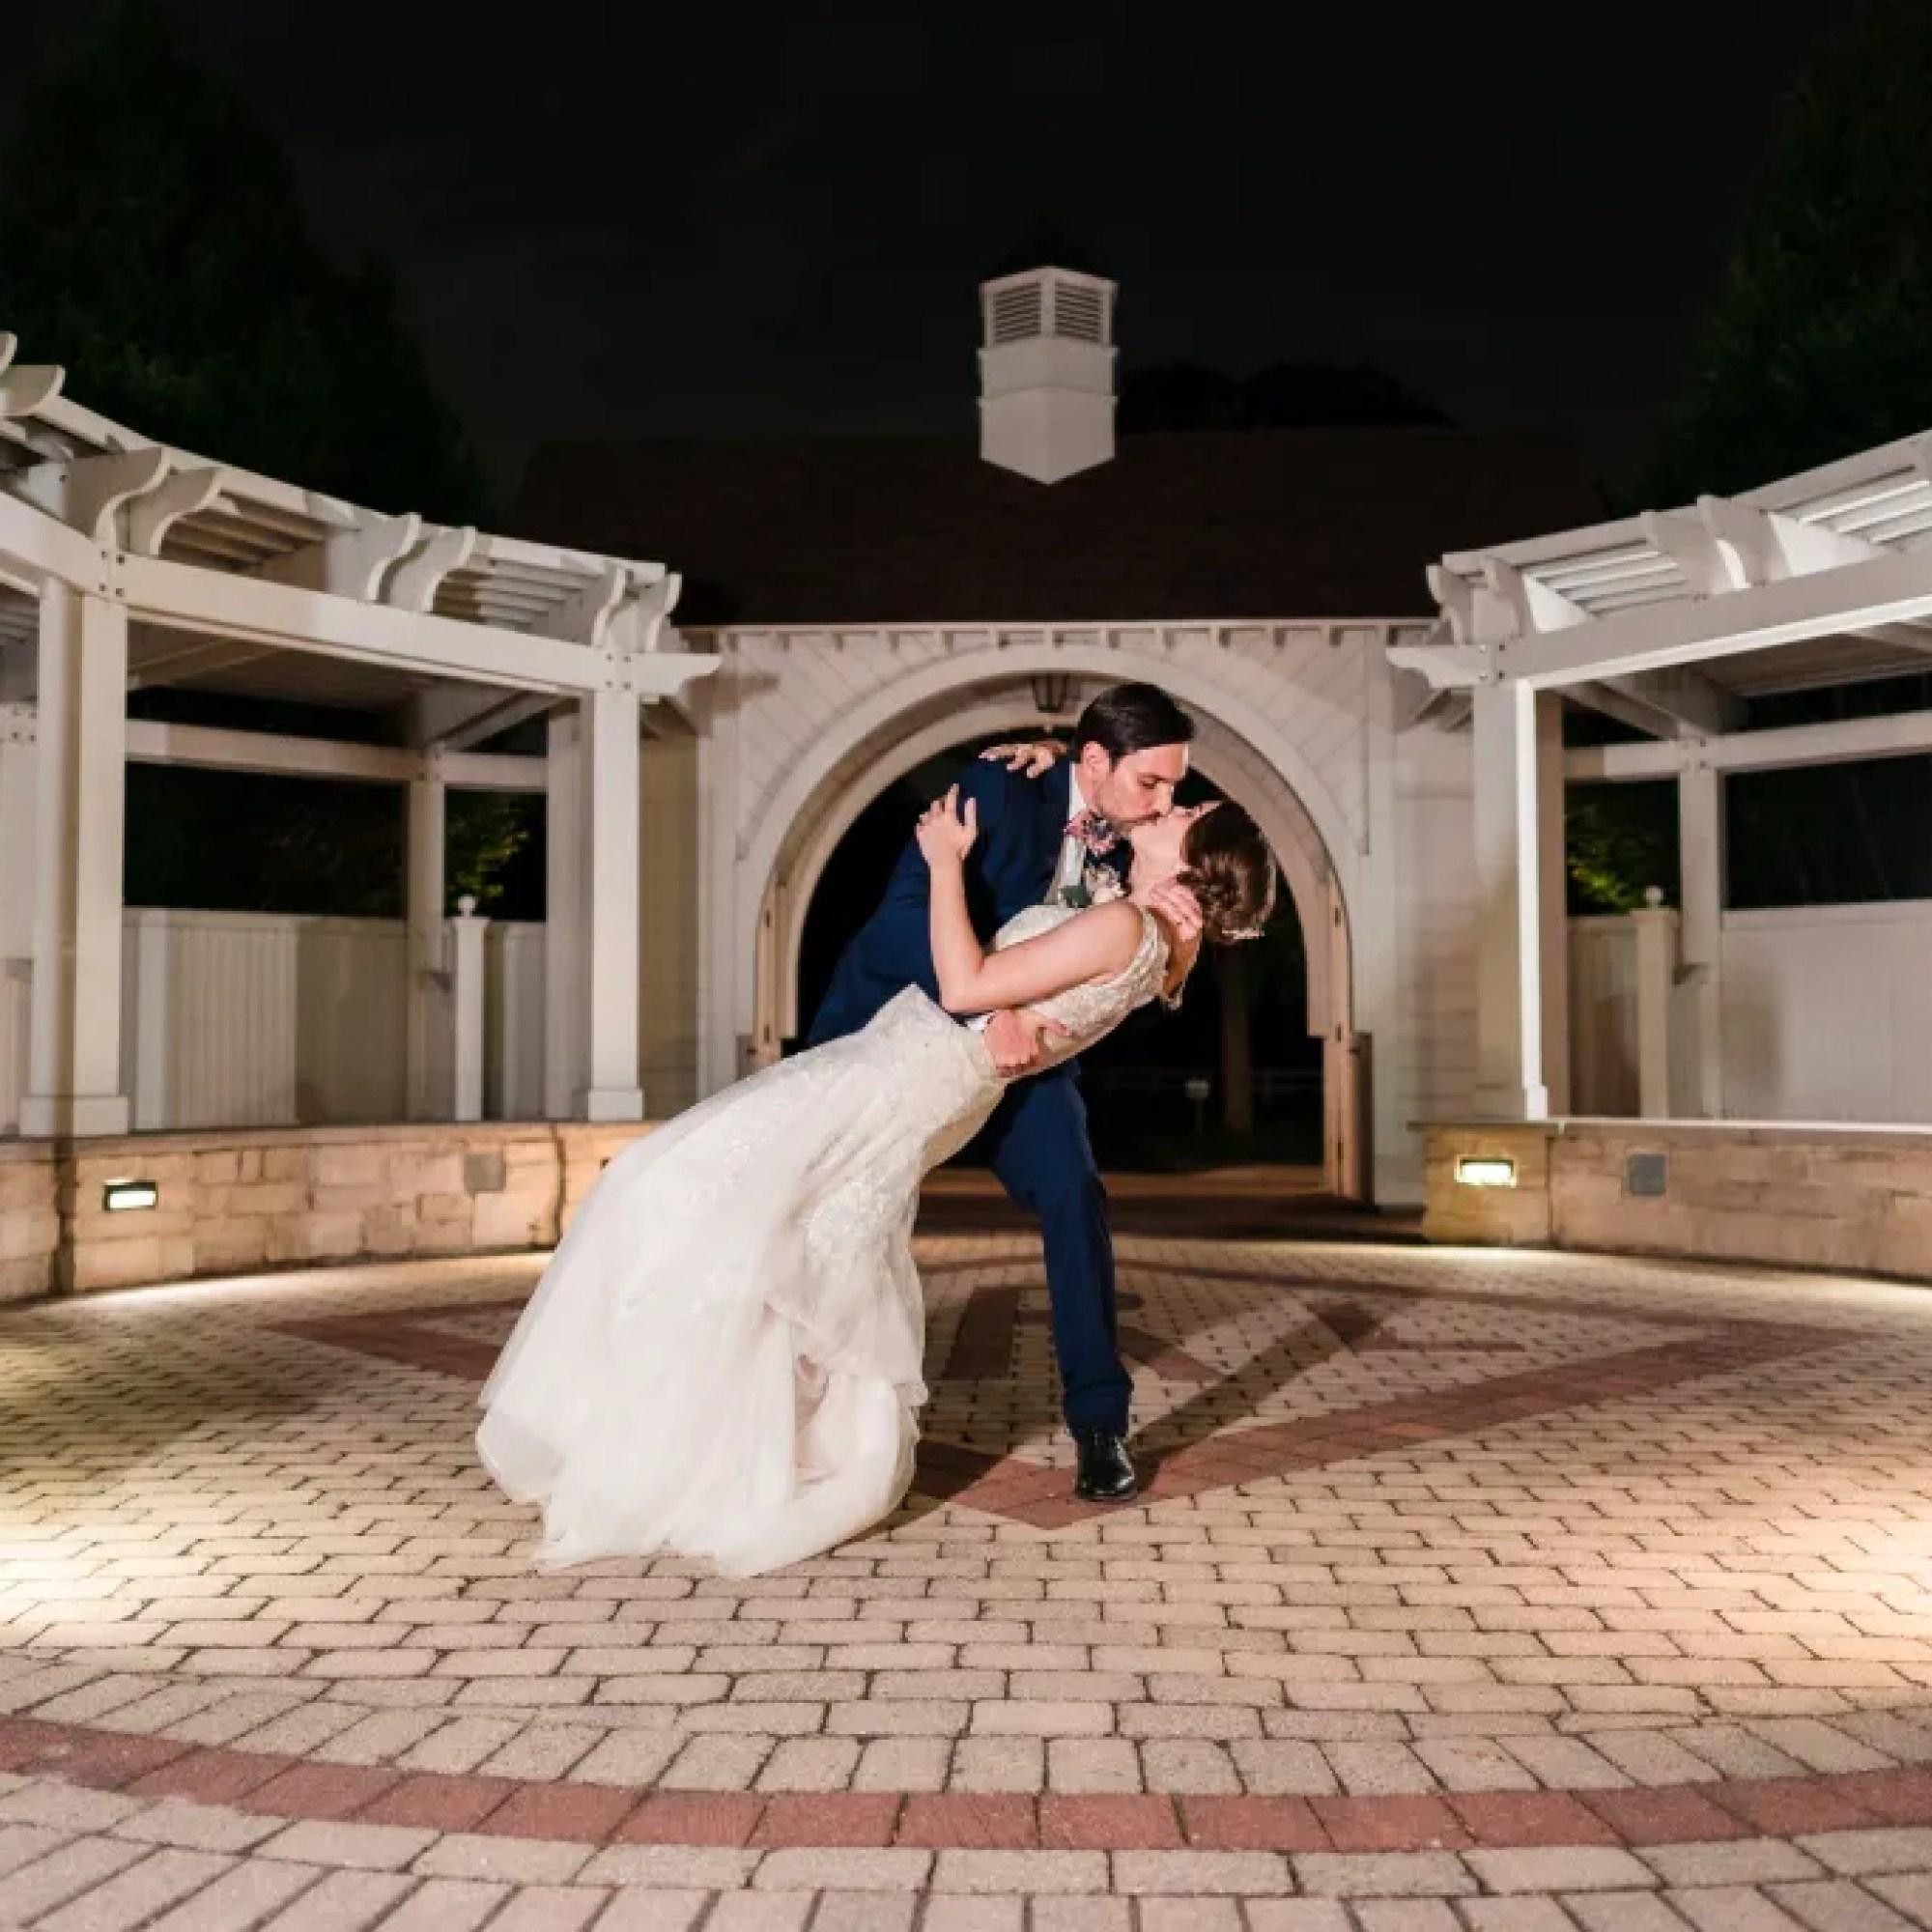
[730,664,1369,1199]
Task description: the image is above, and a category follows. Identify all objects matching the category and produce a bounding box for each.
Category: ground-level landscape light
[1455,1156,1517,1188]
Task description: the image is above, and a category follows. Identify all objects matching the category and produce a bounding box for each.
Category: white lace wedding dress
[476,903,1169,1577]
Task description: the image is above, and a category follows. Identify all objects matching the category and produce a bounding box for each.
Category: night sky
[9,2,1830,495]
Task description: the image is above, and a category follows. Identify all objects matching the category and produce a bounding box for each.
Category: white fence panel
[114,910,409,1129]
[488,922,547,1121]
[13,910,561,1135]
[1721,900,1932,1123]
[292,919,409,1124]
[122,910,300,1129]
[1568,917,1639,1118]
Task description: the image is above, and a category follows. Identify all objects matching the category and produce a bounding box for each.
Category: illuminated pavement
[7,1234,1932,1926]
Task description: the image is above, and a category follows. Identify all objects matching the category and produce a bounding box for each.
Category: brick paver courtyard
[6,1231,1932,1927]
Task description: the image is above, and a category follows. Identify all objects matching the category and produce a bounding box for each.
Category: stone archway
[730,662,1368,1198]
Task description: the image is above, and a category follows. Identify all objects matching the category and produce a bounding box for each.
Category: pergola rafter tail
[0,333,706,677]
[1389,425,1932,1135]
[1398,428,1932,704]
[0,336,716,1142]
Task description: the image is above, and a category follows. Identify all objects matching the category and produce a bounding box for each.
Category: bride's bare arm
[932,899,1141,1015]
[916,787,1141,1016]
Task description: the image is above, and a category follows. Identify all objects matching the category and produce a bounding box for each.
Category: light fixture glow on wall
[1454,1157,1517,1189]
[102,1179,159,1213]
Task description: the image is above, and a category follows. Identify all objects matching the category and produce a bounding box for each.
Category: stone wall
[0,1121,652,1300]
[0,1140,58,1302]
[1423,1119,1932,1282]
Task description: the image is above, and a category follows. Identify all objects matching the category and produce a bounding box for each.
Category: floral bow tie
[1065,809,1122,856]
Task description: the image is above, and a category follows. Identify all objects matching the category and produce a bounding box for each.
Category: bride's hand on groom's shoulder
[980,740,1065,780]
[916,786,979,867]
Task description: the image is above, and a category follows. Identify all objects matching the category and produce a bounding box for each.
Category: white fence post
[1632,887,1681,1121]
[451,895,489,1124]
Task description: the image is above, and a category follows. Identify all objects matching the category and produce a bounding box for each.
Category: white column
[0,705,37,1135]
[450,895,488,1123]
[581,687,644,1121]
[1632,887,1681,1120]
[1471,681,1565,1121]
[1678,759,1725,1118]
[543,710,583,1120]
[695,669,741,1098]
[404,767,447,1120]
[21,584,131,1138]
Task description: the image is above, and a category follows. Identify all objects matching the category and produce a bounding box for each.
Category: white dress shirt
[1044,771,1091,906]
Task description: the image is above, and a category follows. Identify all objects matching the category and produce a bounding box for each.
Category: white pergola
[1391,428,1932,1125]
[0,333,716,1137]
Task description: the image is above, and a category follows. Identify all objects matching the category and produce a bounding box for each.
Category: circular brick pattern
[5,1234,1932,1911]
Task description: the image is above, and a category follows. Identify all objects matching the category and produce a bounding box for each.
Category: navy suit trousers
[982,1069,1131,1434]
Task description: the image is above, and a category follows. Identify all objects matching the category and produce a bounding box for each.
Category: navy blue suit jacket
[808,759,1122,1053]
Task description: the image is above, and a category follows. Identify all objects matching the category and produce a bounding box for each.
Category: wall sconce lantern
[1031,674,1073,716]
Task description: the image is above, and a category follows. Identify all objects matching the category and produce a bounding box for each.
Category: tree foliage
[1565,786,1678,915]
[122,762,540,921]
[1641,0,1932,505]
[0,0,488,524]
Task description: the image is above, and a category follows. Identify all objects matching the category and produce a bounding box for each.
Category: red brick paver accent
[18,1716,1932,1857]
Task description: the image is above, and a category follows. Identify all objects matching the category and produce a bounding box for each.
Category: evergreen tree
[0,0,488,523]
[1642,0,1932,504]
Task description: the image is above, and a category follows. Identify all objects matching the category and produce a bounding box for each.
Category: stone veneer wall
[1424,1118,1932,1282]
[0,1140,59,1302]
[0,1122,652,1300]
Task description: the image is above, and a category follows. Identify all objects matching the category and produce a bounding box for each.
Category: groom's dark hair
[1072,684,1196,761]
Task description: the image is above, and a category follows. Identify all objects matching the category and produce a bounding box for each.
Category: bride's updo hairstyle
[1180,803,1277,945]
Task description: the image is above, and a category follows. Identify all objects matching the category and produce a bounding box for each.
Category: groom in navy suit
[810,685,1202,1501]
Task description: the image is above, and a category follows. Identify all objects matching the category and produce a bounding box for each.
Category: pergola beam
[1566,702,1932,782]
[1478,542,1932,689]
[405,684,558,752]
[1403,487,1932,696]
[118,716,546,791]
[1574,667,1744,741]
[114,548,605,691]
[0,484,719,703]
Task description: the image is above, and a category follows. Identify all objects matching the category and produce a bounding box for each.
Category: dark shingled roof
[513,428,1607,629]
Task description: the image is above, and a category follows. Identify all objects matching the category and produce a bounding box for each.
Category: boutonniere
[1059,865,1125,911]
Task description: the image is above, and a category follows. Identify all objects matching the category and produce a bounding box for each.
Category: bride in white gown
[477,786,1276,1577]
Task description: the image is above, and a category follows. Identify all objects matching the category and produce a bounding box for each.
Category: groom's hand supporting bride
[982,1009,1068,1077]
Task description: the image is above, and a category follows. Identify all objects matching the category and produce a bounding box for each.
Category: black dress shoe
[1072,1428,1138,1502]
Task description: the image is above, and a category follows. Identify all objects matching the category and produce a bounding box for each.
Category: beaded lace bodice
[986,903,1171,1076]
